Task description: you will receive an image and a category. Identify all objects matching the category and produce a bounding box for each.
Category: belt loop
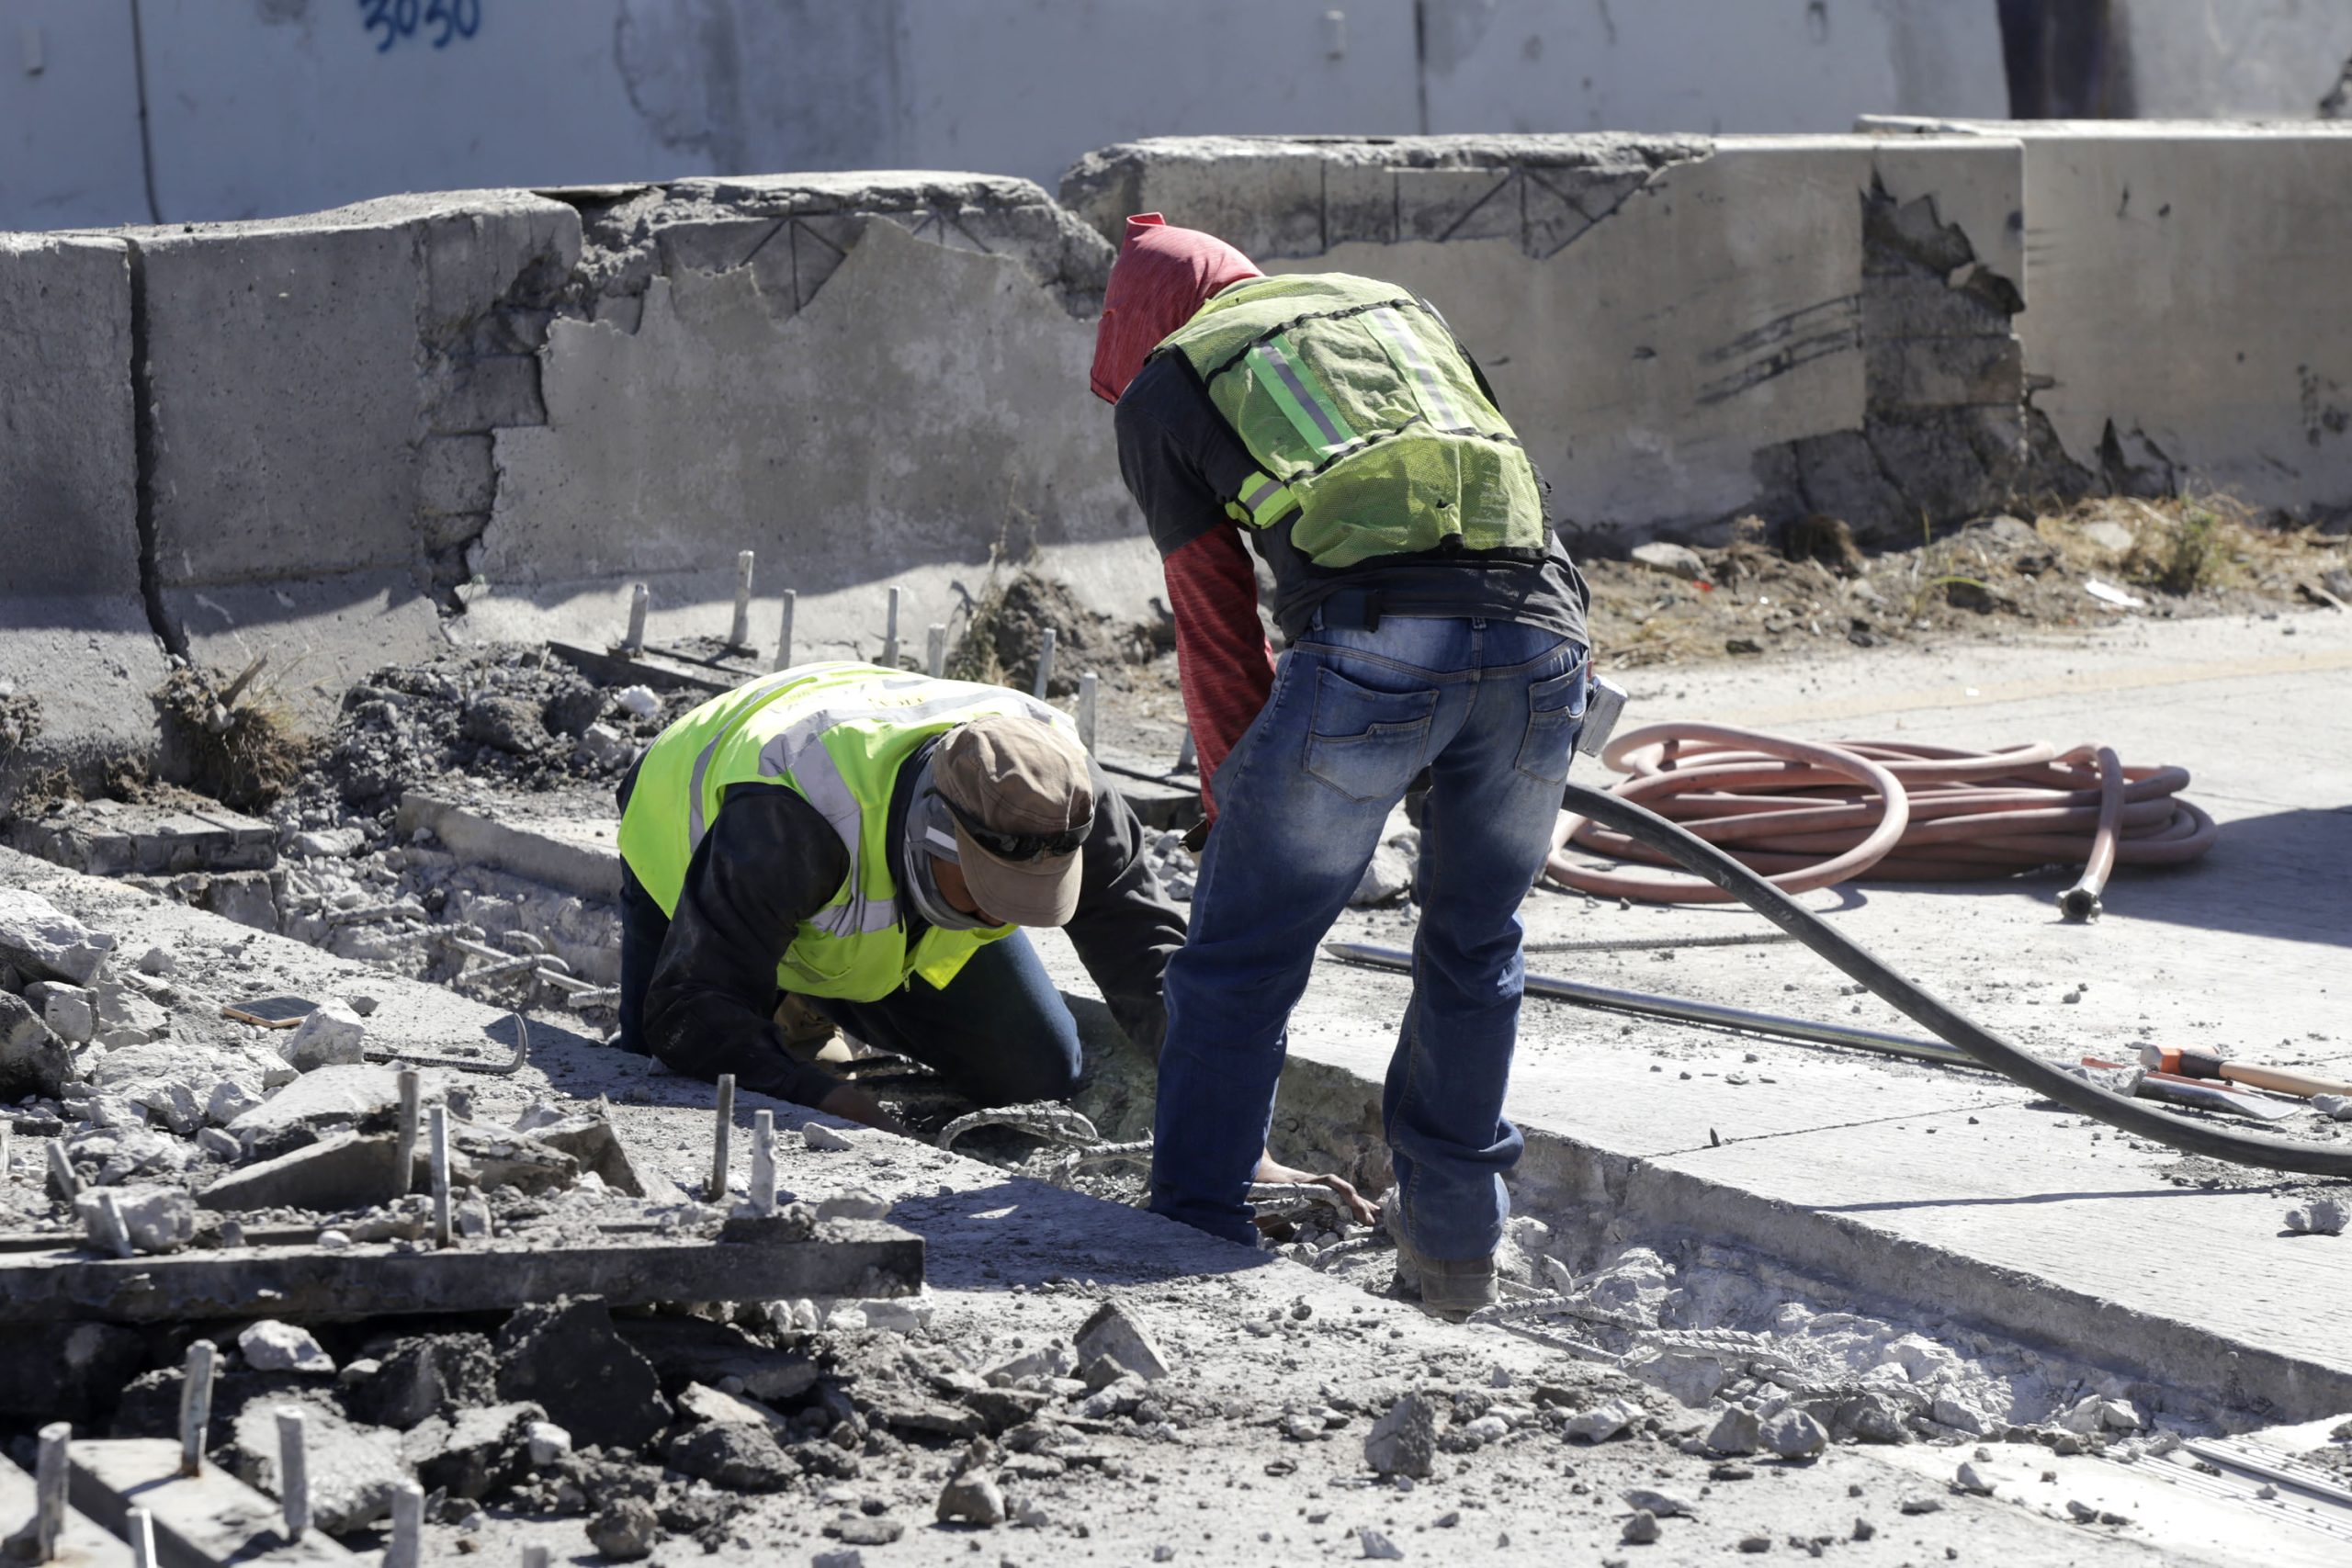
[1363,591,1383,632]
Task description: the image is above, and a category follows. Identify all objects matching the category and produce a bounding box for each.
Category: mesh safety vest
[616,662,1074,1002]
[1153,273,1547,570]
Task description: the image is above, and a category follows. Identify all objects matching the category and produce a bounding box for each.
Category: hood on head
[1089,213,1262,404]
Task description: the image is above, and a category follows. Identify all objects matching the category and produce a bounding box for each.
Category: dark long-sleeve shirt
[623,745,1184,1107]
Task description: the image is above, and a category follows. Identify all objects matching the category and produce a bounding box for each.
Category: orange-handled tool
[2138,1045,2352,1101]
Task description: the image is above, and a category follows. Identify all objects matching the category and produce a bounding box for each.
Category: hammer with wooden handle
[2137,1045,2352,1100]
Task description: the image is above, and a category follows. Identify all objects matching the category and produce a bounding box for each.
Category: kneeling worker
[613,661,1180,1133]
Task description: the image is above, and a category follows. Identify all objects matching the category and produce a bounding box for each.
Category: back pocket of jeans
[1514,667,1588,784]
[1304,665,1437,803]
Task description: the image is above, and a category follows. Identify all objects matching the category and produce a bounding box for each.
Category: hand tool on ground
[2081,1056,2299,1121]
[2137,1045,2352,1100]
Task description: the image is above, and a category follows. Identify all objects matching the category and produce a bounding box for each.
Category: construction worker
[1092,216,1592,1315]
[611,660,1377,1218]
[611,661,1177,1131]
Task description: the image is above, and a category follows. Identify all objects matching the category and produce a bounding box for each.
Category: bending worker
[612,661,1176,1131]
[1092,215,1592,1315]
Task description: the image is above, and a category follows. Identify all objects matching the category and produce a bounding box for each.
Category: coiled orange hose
[1546,725,2217,907]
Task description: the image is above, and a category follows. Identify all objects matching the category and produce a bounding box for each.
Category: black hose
[1559,780,2352,1179]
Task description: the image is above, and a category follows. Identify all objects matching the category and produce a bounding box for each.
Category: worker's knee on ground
[966,1020,1084,1107]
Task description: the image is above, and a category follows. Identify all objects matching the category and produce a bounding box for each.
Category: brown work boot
[1388,1209,1498,1322]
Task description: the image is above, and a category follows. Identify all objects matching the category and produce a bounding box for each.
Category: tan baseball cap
[933,714,1094,928]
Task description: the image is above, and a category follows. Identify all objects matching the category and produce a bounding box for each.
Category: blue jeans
[1149,615,1587,1254]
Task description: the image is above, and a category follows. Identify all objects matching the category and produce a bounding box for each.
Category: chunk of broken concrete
[228,1063,418,1153]
[520,1112,649,1196]
[348,1333,497,1428]
[1363,1393,1437,1479]
[40,983,96,1045]
[198,1130,405,1213]
[815,1187,890,1221]
[1705,1404,1766,1456]
[402,1401,545,1499]
[1631,541,1706,581]
[494,1297,673,1450]
[613,1315,819,1404]
[677,1382,789,1430]
[239,1320,336,1375]
[587,1495,659,1561]
[526,1419,572,1467]
[449,1122,579,1195]
[935,1470,1006,1526]
[206,1080,265,1125]
[2287,1196,2349,1235]
[803,1122,855,1152]
[1073,1299,1170,1382]
[1761,1408,1827,1461]
[281,1001,368,1071]
[75,1185,195,1255]
[229,1395,406,1532]
[1562,1396,1641,1444]
[0,989,76,1099]
[664,1421,800,1492]
[0,888,117,984]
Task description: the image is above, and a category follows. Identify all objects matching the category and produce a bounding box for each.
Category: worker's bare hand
[816,1083,910,1139]
[1254,1149,1381,1227]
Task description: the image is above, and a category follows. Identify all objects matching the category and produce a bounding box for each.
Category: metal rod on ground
[1078,671,1098,754]
[127,1507,156,1568]
[395,1068,420,1196]
[46,1141,79,1199]
[1175,726,1195,774]
[925,623,946,678]
[710,1074,736,1202]
[429,1107,452,1249]
[1322,941,1987,1071]
[729,550,755,650]
[1032,627,1057,698]
[883,586,901,669]
[774,589,797,672]
[751,1111,776,1216]
[95,1190,133,1259]
[276,1406,310,1538]
[179,1340,215,1476]
[623,582,649,655]
[386,1482,424,1568]
[34,1421,67,1562]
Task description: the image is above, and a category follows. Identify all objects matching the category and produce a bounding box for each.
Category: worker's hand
[1253,1148,1381,1227]
[816,1082,911,1139]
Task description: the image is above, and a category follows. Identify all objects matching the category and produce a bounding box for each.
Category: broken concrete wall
[117,191,583,716]
[1867,119,2352,520]
[0,231,167,782]
[462,174,1150,661]
[1063,133,2034,544]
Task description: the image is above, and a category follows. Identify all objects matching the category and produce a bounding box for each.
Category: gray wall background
[5,0,2011,231]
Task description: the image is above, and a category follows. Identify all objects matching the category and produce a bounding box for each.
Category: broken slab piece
[0,1218,922,1325]
[67,1437,359,1563]
[0,888,118,985]
[1072,1299,1171,1382]
[198,1133,407,1213]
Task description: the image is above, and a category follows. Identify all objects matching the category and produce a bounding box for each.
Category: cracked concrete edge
[1267,1055,2352,1426]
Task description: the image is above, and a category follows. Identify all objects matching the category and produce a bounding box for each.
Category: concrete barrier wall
[1866,118,2352,520]
[2113,0,2352,118]
[3,1,2005,231]
[1064,133,2036,545]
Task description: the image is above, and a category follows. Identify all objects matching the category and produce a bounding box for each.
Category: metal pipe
[1321,941,1984,1071]
[395,1069,420,1197]
[751,1110,776,1216]
[710,1073,736,1201]
[179,1340,215,1476]
[429,1107,452,1248]
[729,550,755,650]
[883,586,901,669]
[623,582,648,655]
[926,623,947,678]
[1032,627,1057,698]
[774,589,797,672]
[276,1406,310,1537]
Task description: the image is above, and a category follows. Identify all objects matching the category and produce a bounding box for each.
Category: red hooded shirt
[1090,214,1262,404]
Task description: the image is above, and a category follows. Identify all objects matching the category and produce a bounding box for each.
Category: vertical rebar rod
[751,1110,776,1216]
[925,623,947,678]
[883,586,902,670]
[0,1122,11,1185]
[709,1073,736,1202]
[395,1068,420,1197]
[729,550,755,650]
[386,1482,424,1568]
[1078,671,1098,754]
[1033,627,1057,698]
[94,1190,133,1258]
[429,1106,452,1249]
[623,582,649,655]
[127,1507,157,1568]
[276,1406,310,1538]
[46,1140,79,1199]
[33,1422,67,1562]
[774,590,797,672]
[179,1340,215,1477]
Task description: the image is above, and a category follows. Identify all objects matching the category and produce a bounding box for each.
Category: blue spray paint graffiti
[359,0,481,53]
